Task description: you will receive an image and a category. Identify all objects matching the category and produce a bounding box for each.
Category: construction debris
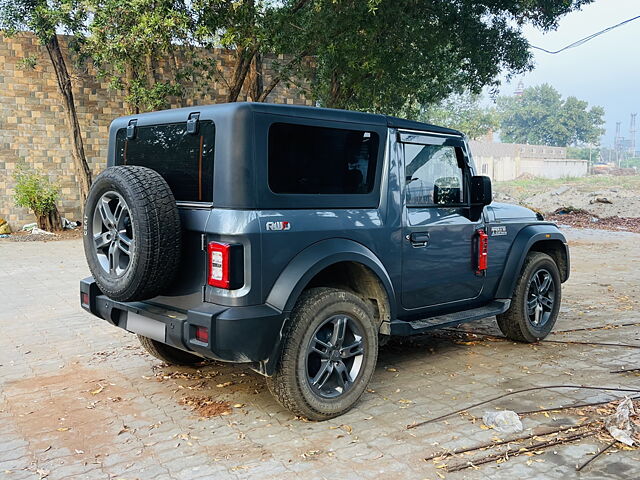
[605,397,638,446]
[482,410,523,434]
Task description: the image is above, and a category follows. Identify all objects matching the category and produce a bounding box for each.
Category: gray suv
[80,103,569,420]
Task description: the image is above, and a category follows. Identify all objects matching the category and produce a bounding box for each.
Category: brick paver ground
[1,227,639,479]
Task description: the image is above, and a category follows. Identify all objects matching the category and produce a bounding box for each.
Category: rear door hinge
[187,112,200,135]
[126,119,138,140]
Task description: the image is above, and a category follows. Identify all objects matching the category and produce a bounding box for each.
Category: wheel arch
[259,239,396,376]
[495,225,570,300]
[266,238,396,321]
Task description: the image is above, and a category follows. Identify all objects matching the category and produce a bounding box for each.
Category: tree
[189,1,595,113]
[0,0,93,203]
[283,0,594,114]
[419,93,499,139]
[190,0,311,104]
[86,0,191,113]
[497,84,605,146]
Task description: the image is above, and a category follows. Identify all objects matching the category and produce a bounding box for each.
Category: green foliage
[17,55,38,69]
[86,0,192,113]
[566,146,596,161]
[2,0,595,118]
[0,0,87,43]
[13,163,60,217]
[282,0,594,114]
[497,84,605,146]
[419,93,499,139]
[625,158,640,169]
[183,0,594,113]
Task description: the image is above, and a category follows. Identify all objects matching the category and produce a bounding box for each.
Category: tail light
[208,242,231,288]
[476,229,488,273]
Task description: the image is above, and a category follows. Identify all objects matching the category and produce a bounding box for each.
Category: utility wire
[530,14,640,54]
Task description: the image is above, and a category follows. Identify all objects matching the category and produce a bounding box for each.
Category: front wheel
[266,287,378,420]
[497,252,562,342]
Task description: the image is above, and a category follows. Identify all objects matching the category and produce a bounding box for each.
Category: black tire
[497,252,562,343]
[266,287,378,421]
[138,335,203,366]
[83,166,181,302]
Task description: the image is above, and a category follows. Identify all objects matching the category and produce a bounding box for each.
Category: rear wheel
[497,252,561,342]
[138,335,203,366]
[266,288,378,420]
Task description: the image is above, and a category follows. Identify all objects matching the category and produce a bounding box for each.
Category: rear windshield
[268,123,379,195]
[115,121,214,202]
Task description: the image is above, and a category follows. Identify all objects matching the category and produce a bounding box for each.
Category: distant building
[470,141,588,181]
[513,80,525,97]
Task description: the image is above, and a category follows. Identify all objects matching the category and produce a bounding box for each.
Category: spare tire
[83,166,181,302]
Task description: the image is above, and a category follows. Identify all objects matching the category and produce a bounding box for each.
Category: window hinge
[126,119,138,140]
[187,112,200,135]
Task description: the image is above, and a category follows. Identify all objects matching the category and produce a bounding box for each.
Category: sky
[498,0,640,147]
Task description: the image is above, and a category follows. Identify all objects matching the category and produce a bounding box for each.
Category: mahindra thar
[80,103,569,420]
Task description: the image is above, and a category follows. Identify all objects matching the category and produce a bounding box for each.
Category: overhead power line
[530,14,640,54]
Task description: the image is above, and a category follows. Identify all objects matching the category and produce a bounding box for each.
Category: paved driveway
[1,228,639,479]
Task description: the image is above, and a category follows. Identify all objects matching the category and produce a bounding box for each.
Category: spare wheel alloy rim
[92,191,134,277]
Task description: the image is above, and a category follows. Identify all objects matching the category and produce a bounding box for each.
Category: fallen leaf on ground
[90,385,105,395]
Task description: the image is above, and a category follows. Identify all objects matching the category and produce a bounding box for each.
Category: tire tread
[84,166,181,301]
[496,252,561,342]
[266,287,377,420]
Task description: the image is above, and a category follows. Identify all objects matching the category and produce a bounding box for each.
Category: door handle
[407,232,430,247]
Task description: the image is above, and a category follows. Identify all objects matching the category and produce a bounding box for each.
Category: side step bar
[389,299,511,336]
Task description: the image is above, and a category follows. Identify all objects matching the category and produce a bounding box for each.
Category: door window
[404,144,464,207]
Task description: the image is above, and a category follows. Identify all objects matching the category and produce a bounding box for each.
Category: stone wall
[0,33,312,229]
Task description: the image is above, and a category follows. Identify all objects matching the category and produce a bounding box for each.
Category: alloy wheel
[526,268,555,327]
[305,314,365,399]
[92,191,134,277]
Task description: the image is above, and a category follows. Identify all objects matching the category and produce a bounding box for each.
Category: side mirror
[470,176,492,206]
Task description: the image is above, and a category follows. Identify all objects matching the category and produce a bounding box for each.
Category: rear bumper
[80,277,286,365]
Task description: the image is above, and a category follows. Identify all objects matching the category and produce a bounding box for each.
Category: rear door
[113,118,215,308]
[400,132,484,310]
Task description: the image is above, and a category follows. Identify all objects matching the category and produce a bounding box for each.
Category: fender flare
[495,224,569,299]
[259,238,396,376]
[266,238,396,316]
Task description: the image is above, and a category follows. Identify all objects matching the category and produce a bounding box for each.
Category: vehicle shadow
[152,320,506,421]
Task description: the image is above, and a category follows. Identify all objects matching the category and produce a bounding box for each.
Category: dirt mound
[523,187,639,218]
[547,212,640,233]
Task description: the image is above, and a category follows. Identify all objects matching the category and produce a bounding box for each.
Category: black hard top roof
[116,102,463,137]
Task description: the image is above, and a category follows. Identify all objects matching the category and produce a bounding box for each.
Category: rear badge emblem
[266,221,291,231]
[491,226,507,236]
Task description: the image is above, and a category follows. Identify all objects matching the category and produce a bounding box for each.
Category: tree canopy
[282,0,594,113]
[419,93,499,140]
[497,83,605,146]
[86,0,192,113]
[81,0,595,115]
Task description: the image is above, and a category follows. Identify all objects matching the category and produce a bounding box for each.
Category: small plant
[17,55,38,70]
[13,163,62,231]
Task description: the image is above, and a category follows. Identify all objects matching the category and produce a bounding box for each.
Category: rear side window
[268,123,379,195]
[115,121,214,202]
